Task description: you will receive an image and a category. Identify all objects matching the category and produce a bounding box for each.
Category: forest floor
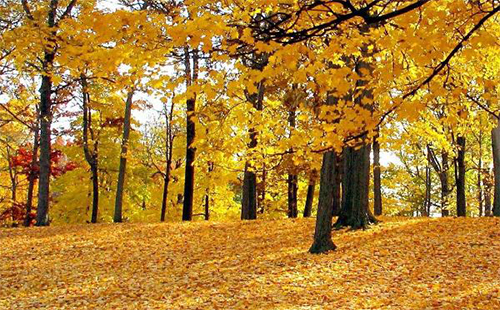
[1,217,500,309]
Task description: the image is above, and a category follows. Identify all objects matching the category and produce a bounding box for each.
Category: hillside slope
[1,217,500,309]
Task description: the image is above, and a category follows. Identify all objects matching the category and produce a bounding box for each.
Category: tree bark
[182,48,198,221]
[287,174,298,218]
[309,152,338,254]
[113,92,134,223]
[373,133,382,216]
[303,181,315,218]
[287,108,298,218]
[478,127,483,217]
[334,142,377,229]
[24,124,39,227]
[456,136,467,217]
[491,119,500,216]
[241,81,265,220]
[241,162,258,220]
[35,53,55,227]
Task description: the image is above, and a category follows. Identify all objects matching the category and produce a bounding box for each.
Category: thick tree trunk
[309,152,338,254]
[287,174,298,218]
[335,143,377,229]
[241,162,258,220]
[303,181,315,218]
[456,136,467,217]
[182,48,198,222]
[24,125,39,227]
[373,134,382,216]
[182,98,196,221]
[491,120,500,216]
[35,55,55,227]
[113,92,134,223]
[241,81,264,220]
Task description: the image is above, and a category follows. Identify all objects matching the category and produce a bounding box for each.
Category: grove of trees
[1,0,500,253]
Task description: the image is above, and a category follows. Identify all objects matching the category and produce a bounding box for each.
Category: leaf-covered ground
[1,217,500,309]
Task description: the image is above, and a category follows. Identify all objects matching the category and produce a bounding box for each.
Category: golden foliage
[1,217,500,309]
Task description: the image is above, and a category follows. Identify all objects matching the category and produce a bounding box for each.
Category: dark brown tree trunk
[492,120,500,216]
[24,124,39,227]
[478,127,484,216]
[182,97,196,221]
[287,108,298,218]
[456,136,467,217]
[335,142,377,229]
[182,48,198,222]
[373,133,382,216]
[35,54,55,227]
[241,162,258,220]
[287,174,298,218]
[113,92,134,223]
[303,181,315,218]
[241,81,265,220]
[204,194,209,221]
[309,152,338,254]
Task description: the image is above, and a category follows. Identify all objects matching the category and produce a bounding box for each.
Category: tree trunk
[35,54,55,227]
[287,174,298,218]
[287,108,298,218]
[478,127,483,217]
[182,97,196,221]
[182,48,198,222]
[440,152,450,217]
[303,181,315,218]
[309,152,338,254]
[241,80,265,220]
[456,136,467,217]
[204,194,209,221]
[491,119,500,216]
[24,125,39,227]
[160,103,175,222]
[241,162,258,220]
[113,92,134,223]
[373,133,382,216]
[423,147,432,217]
[335,142,377,229]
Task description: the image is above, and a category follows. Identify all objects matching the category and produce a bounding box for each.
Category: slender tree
[81,76,100,223]
[456,135,467,217]
[114,91,134,223]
